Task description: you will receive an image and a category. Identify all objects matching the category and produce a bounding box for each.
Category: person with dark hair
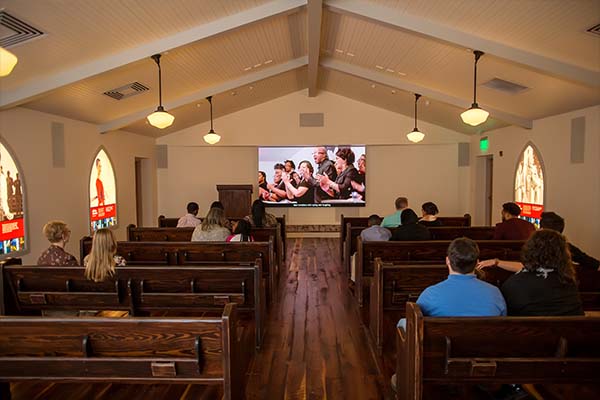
[317,147,359,199]
[284,160,295,174]
[350,153,366,201]
[501,230,583,316]
[360,214,391,242]
[313,146,337,201]
[177,202,201,227]
[419,202,442,227]
[226,219,254,242]
[245,199,277,228]
[258,171,269,199]
[493,202,535,240]
[267,163,288,201]
[381,197,409,228]
[540,211,599,270]
[391,209,432,241]
[283,160,316,204]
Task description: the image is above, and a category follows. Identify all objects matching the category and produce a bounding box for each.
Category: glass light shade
[406,128,425,143]
[147,108,175,129]
[461,104,489,126]
[203,130,221,144]
[0,47,18,77]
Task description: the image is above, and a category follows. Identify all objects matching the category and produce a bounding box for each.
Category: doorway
[475,155,493,226]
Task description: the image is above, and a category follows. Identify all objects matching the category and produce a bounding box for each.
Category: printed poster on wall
[514,144,544,227]
[0,142,25,256]
[89,149,117,232]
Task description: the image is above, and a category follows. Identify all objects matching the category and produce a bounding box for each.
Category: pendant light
[0,47,18,77]
[406,93,425,143]
[461,50,489,126]
[203,96,221,145]
[146,54,175,129]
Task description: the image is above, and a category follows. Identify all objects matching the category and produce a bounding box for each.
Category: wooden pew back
[0,304,244,400]
[397,302,600,399]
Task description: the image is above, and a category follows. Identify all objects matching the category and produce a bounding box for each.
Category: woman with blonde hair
[191,206,231,241]
[37,220,79,266]
[83,228,125,282]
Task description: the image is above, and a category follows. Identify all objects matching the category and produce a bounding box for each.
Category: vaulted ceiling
[1,0,599,138]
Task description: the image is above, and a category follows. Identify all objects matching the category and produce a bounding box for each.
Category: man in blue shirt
[360,214,391,242]
[381,196,408,228]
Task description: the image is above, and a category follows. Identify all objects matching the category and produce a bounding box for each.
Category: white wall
[470,105,600,258]
[157,90,471,224]
[0,107,157,264]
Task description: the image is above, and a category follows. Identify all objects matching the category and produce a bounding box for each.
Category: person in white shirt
[177,202,201,227]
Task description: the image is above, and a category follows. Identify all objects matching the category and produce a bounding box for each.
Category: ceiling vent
[0,11,44,48]
[586,23,600,37]
[482,78,529,95]
[103,82,149,100]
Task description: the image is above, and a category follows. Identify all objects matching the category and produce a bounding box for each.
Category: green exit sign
[480,136,489,152]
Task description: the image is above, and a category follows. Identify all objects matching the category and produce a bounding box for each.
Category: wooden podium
[216,184,253,218]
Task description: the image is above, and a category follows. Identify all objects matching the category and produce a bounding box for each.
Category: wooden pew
[0,303,246,400]
[158,214,287,260]
[343,225,495,275]
[355,238,524,306]
[127,224,284,277]
[79,238,277,304]
[339,214,472,261]
[395,302,600,400]
[2,263,265,349]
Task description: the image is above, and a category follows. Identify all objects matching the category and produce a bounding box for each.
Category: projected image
[258,146,366,207]
[514,144,544,227]
[89,149,118,232]
[0,142,26,256]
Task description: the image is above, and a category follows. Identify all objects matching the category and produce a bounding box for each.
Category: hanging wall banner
[0,142,25,256]
[89,148,118,232]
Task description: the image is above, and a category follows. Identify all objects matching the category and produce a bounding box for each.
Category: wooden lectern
[216,184,253,218]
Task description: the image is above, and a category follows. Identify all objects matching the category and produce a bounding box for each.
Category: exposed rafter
[325,0,600,88]
[0,0,308,109]
[320,57,533,129]
[307,0,323,97]
[98,56,309,133]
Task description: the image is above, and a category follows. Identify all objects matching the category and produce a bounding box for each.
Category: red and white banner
[0,218,24,242]
[90,204,116,221]
[516,202,544,219]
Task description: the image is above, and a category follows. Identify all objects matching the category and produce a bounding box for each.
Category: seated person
[84,228,126,282]
[245,199,277,228]
[381,197,408,228]
[176,202,201,227]
[418,202,442,227]
[493,202,535,240]
[191,207,231,241]
[209,201,232,230]
[37,220,79,266]
[360,214,391,242]
[500,230,583,316]
[391,209,432,241]
[540,211,599,270]
[227,219,254,242]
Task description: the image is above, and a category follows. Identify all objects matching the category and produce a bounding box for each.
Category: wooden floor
[10,238,392,400]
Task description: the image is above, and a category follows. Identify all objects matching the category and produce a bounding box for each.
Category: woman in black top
[283,160,315,204]
[418,202,442,227]
[501,229,583,316]
[318,147,359,199]
[391,209,432,241]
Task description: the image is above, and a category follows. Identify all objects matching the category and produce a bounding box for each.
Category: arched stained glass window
[0,140,26,257]
[89,148,118,232]
[514,143,545,227]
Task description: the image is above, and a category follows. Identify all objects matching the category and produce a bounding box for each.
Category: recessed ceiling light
[386,68,394,73]
[249,86,254,90]
[398,72,407,76]
[371,84,376,88]
[253,63,262,68]
[264,59,273,64]
[391,90,396,94]
[231,91,237,96]
[243,66,252,71]
[196,103,201,107]
[335,49,344,54]
[425,100,430,106]
[346,52,355,57]
[375,65,384,70]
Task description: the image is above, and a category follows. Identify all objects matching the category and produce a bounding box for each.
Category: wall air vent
[586,23,600,37]
[482,78,529,95]
[103,82,150,100]
[0,11,44,48]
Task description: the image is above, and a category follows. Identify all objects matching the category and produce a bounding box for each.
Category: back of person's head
[367,214,381,227]
[521,230,576,285]
[447,237,479,274]
[43,220,70,243]
[85,228,117,282]
[234,219,252,241]
[335,147,356,165]
[186,202,199,215]
[395,197,408,210]
[421,202,439,216]
[201,207,225,231]
[502,202,521,216]
[540,211,565,233]
[210,201,225,210]
[400,208,419,224]
[252,199,266,227]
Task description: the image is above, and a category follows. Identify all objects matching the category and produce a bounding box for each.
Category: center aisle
[245,238,393,400]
